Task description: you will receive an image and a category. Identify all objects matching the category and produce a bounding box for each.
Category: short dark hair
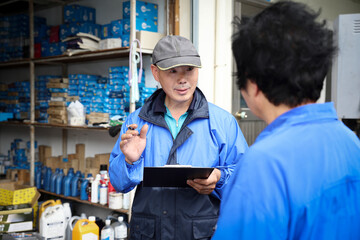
[232,1,336,107]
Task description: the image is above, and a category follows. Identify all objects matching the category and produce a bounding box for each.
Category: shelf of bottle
[38,189,128,214]
[0,121,111,131]
[0,47,152,68]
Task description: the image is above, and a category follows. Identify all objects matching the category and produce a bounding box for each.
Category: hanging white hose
[128,39,143,104]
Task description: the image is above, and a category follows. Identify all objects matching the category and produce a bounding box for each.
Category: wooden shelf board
[0,48,152,67]
[0,121,110,131]
[38,189,128,214]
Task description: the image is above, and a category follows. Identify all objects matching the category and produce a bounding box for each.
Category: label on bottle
[100,185,108,205]
[82,233,98,240]
[115,225,127,238]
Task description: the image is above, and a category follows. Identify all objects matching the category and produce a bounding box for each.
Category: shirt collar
[153,88,200,114]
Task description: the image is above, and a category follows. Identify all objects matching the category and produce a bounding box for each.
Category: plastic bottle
[101,219,114,240]
[100,164,109,185]
[41,165,47,189]
[55,169,64,194]
[72,216,99,240]
[87,178,93,202]
[63,169,75,197]
[71,171,82,197]
[45,167,53,191]
[80,178,89,201]
[122,192,130,210]
[99,181,108,205]
[50,168,60,193]
[35,165,42,189]
[91,174,101,203]
[40,204,66,240]
[63,168,74,195]
[63,202,72,224]
[111,216,128,240]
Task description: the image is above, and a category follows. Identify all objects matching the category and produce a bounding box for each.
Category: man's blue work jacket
[109,88,248,240]
[213,102,360,240]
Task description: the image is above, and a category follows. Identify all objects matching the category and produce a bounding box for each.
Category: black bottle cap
[100,164,108,171]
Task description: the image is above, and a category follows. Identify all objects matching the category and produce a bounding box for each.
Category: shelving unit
[1,0,171,219]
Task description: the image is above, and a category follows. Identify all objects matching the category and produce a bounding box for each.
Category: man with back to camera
[109,35,248,239]
[212,1,360,239]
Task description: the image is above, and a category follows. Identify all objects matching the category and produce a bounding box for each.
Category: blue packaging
[44,168,53,191]
[122,17,158,34]
[79,22,101,38]
[35,166,42,189]
[123,1,158,20]
[101,23,112,39]
[80,178,89,200]
[109,66,129,73]
[78,78,97,86]
[39,166,46,189]
[68,90,78,96]
[121,34,130,47]
[64,4,96,24]
[109,78,127,85]
[49,88,68,93]
[55,169,64,194]
[140,87,157,93]
[110,19,123,37]
[63,168,74,197]
[71,171,82,197]
[50,168,59,193]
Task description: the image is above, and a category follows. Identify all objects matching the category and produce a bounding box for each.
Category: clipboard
[142,166,214,188]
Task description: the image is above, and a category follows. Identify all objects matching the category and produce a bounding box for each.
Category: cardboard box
[0,207,33,223]
[0,221,33,233]
[85,168,98,177]
[39,145,52,164]
[86,157,95,168]
[0,183,39,206]
[93,153,110,169]
[46,83,69,89]
[136,31,165,50]
[49,101,66,107]
[49,78,69,84]
[76,144,85,172]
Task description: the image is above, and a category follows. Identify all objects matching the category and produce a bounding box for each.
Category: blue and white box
[110,19,123,37]
[122,18,158,33]
[123,1,158,20]
[64,4,96,24]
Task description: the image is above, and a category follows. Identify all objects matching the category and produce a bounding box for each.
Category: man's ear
[151,64,160,83]
[247,79,260,97]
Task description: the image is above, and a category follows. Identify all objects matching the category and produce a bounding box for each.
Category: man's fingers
[140,124,149,139]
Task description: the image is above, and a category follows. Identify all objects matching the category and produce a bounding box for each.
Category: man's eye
[169,69,177,73]
[187,67,194,71]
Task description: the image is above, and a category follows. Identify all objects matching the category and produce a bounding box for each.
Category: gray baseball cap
[152,35,202,70]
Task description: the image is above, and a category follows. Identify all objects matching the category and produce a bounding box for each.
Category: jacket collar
[257,102,338,142]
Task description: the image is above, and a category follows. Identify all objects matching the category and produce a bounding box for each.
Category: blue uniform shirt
[213,102,360,239]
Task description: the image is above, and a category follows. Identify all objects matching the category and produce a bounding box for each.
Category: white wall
[193,0,360,113]
[194,0,234,113]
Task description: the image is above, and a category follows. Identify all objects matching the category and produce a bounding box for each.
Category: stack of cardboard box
[47,78,69,124]
[85,153,111,177]
[86,112,110,125]
[0,182,40,233]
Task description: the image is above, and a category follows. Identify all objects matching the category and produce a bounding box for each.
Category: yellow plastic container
[39,199,62,219]
[72,217,99,240]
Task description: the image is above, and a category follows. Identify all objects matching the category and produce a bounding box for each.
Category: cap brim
[155,56,202,71]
